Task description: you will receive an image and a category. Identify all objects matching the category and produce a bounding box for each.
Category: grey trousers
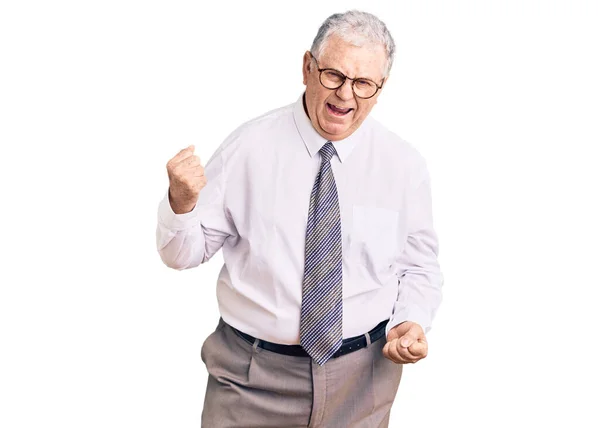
[200,318,403,428]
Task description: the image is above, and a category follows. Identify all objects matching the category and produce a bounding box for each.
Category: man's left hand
[383,321,428,364]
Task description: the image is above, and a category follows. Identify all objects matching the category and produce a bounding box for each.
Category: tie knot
[319,142,336,163]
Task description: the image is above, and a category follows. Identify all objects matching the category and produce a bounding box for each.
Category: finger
[172,165,203,181]
[175,156,204,170]
[181,164,204,176]
[383,340,401,363]
[396,342,421,363]
[399,331,419,348]
[174,145,195,160]
[394,338,423,363]
[386,328,400,342]
[383,340,398,360]
[176,154,201,168]
[384,339,415,364]
[407,340,428,358]
[171,145,195,163]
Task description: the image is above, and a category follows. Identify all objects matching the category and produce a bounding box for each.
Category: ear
[302,51,312,86]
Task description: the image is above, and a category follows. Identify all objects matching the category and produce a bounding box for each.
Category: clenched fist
[383,321,428,364]
[166,145,207,214]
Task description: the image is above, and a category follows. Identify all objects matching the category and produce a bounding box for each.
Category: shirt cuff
[385,305,432,339]
[157,190,201,231]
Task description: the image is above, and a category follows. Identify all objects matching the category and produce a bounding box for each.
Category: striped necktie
[300,141,343,365]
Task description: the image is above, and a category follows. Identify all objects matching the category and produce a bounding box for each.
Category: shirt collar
[292,93,364,163]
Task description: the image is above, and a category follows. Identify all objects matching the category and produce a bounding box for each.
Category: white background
[1,0,599,427]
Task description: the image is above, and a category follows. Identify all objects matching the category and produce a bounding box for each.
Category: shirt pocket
[349,205,399,268]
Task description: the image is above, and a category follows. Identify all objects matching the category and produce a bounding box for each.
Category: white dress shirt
[156,94,443,344]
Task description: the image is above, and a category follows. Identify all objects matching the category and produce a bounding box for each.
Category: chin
[318,116,350,135]
[322,124,349,137]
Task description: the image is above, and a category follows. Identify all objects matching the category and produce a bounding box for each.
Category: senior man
[156,10,443,428]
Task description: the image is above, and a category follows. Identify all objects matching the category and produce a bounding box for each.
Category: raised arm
[156,145,236,270]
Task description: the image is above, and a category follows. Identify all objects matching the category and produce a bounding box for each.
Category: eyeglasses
[309,53,384,99]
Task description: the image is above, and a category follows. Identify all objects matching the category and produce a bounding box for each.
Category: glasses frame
[309,52,384,100]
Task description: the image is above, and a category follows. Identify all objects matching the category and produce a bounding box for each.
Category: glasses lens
[320,69,345,89]
[353,79,378,99]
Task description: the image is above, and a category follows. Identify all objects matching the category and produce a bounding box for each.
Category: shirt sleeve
[386,160,444,337]
[156,149,237,270]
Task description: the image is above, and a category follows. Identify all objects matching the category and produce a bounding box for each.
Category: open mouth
[327,103,353,116]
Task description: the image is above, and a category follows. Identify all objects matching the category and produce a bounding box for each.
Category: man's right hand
[166,145,207,214]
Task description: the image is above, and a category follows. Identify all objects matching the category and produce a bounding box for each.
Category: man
[156,10,442,428]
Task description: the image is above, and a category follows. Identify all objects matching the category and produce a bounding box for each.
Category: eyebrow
[325,65,380,83]
[311,53,383,83]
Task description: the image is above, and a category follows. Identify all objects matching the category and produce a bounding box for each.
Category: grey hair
[310,10,396,78]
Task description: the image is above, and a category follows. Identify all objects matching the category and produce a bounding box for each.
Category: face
[302,35,388,141]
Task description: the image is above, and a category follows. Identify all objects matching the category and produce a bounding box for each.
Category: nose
[335,78,354,101]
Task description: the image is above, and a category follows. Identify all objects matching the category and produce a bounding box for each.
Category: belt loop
[253,338,260,352]
[365,332,371,347]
